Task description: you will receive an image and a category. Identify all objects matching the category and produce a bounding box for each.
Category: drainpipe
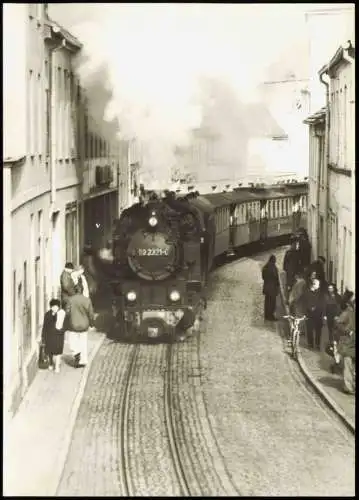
[342,43,355,291]
[48,37,66,216]
[319,66,330,268]
[47,32,66,299]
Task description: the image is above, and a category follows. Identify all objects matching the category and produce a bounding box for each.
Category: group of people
[262,231,355,395]
[41,262,96,373]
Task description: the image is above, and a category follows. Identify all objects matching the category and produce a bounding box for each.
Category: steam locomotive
[110,182,308,342]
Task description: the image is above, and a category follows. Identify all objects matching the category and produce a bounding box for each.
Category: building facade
[3,4,85,415]
[305,42,355,294]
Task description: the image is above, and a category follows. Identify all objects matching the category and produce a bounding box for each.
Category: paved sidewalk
[3,329,106,496]
[278,270,355,434]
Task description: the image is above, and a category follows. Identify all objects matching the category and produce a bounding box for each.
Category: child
[41,299,66,373]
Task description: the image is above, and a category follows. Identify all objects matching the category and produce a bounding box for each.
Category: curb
[296,350,355,434]
[51,332,107,495]
[278,271,355,435]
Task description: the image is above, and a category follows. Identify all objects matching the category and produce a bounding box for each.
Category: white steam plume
[51,4,315,186]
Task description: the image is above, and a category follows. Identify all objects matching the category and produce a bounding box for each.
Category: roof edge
[3,156,26,167]
[303,106,327,125]
[45,18,83,51]
[318,41,355,76]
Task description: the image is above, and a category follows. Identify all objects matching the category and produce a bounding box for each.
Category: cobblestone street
[55,247,354,497]
[201,248,355,496]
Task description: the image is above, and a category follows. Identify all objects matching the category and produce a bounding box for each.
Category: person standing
[287,273,308,346]
[74,265,90,298]
[262,254,280,321]
[297,228,312,272]
[283,239,300,293]
[41,299,66,373]
[309,257,327,289]
[336,297,356,394]
[60,262,76,308]
[324,283,342,345]
[303,278,326,350]
[288,273,307,315]
[66,291,96,368]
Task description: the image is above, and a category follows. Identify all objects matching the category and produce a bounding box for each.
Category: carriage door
[229,203,236,249]
[292,196,300,233]
[259,200,267,240]
[248,203,255,241]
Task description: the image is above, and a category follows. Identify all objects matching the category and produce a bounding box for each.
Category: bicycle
[283,315,307,360]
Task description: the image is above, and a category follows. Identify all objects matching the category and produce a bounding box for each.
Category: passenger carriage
[110,182,308,342]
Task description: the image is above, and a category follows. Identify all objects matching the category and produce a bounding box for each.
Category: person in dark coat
[324,283,342,345]
[41,299,66,373]
[303,278,326,350]
[309,257,326,287]
[283,240,300,292]
[340,289,354,311]
[60,262,76,308]
[81,247,98,298]
[262,254,280,321]
[296,229,311,271]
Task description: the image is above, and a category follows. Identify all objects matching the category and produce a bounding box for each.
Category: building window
[37,210,44,326]
[37,73,42,157]
[57,67,63,159]
[13,270,16,334]
[28,4,36,18]
[70,73,75,156]
[65,70,71,158]
[36,4,43,20]
[343,85,348,167]
[65,204,78,265]
[43,237,48,313]
[28,70,35,155]
[44,61,50,157]
[84,113,89,159]
[35,257,40,334]
[23,260,32,354]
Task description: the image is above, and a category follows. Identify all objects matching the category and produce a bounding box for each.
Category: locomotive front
[111,195,206,341]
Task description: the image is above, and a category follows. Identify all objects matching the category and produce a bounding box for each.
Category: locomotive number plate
[138,248,169,256]
[148,327,159,337]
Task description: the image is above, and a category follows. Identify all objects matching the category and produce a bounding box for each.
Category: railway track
[57,243,354,496]
[118,344,139,496]
[164,344,191,496]
[112,338,238,496]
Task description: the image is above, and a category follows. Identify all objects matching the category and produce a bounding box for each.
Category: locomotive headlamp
[149,216,158,227]
[126,291,137,302]
[169,290,181,302]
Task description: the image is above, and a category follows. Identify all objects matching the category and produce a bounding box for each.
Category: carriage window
[277,200,280,217]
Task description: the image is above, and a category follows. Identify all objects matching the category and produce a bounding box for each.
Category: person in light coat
[336,297,355,394]
[66,291,96,368]
[73,265,90,298]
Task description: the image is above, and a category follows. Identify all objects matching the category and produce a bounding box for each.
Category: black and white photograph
[3,3,355,496]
